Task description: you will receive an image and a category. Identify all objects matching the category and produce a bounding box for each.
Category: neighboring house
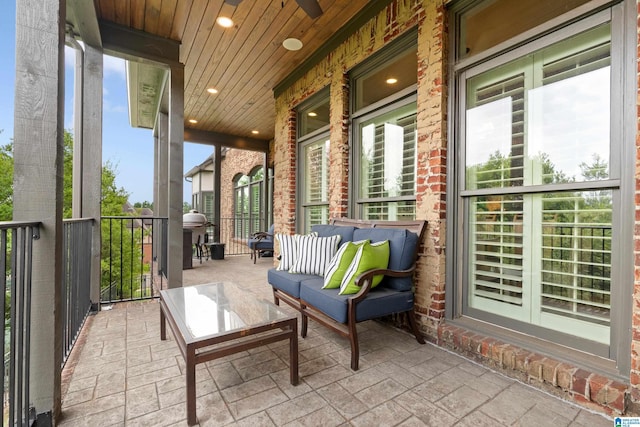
[185,148,273,246]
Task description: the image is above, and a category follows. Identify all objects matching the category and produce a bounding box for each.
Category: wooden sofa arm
[350,265,416,304]
[251,231,273,241]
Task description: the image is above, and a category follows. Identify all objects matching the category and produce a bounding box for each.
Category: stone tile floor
[58,255,612,426]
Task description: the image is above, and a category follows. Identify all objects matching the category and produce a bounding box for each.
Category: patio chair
[248,223,274,264]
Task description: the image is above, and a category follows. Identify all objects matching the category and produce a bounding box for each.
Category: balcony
[54,256,611,426]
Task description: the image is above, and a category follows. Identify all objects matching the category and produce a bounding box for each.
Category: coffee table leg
[186,350,197,425]
[290,320,299,385]
[160,304,166,341]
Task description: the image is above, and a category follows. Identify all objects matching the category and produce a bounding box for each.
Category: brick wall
[631,0,640,409]
[271,0,640,417]
[274,0,446,334]
[217,148,271,243]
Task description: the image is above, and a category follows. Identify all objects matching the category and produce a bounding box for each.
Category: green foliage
[183,202,192,213]
[0,134,13,221]
[98,161,148,301]
[63,131,74,218]
[134,201,153,209]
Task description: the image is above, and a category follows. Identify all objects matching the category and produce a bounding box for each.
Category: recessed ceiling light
[283,38,303,51]
[188,119,198,124]
[216,16,234,28]
[207,88,218,94]
[308,112,317,117]
[386,78,398,84]
[251,130,259,134]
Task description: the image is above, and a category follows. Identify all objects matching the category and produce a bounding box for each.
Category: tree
[134,201,153,209]
[63,131,74,218]
[183,201,192,213]
[97,160,146,301]
[0,138,13,222]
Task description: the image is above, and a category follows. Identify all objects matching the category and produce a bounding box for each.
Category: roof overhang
[126,62,168,129]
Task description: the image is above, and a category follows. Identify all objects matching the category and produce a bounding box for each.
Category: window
[298,89,330,233]
[352,31,417,220]
[452,0,634,365]
[234,167,268,238]
[300,138,330,232]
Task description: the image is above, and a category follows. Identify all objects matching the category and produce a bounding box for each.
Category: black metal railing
[101,217,167,304]
[61,219,93,366]
[214,216,268,256]
[2,221,40,427]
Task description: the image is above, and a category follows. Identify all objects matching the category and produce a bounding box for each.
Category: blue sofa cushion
[300,279,415,323]
[248,224,274,250]
[311,225,356,247]
[248,239,273,250]
[268,268,320,299]
[353,227,418,291]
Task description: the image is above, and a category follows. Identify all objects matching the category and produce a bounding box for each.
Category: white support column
[13,0,65,420]
[71,42,84,218]
[214,144,222,242]
[157,112,169,218]
[82,44,103,308]
[157,112,168,277]
[153,131,159,214]
[167,66,184,288]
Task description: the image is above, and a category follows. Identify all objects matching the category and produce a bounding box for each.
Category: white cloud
[104,99,127,114]
[63,44,125,80]
[104,55,125,79]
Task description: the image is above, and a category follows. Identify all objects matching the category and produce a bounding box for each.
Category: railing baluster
[0,221,40,427]
[100,216,168,304]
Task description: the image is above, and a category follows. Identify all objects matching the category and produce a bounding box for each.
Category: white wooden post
[167,66,184,288]
[13,0,65,420]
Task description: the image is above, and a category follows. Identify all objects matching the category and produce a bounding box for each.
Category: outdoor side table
[159,282,299,426]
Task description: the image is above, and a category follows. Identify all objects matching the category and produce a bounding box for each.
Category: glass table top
[161,283,293,341]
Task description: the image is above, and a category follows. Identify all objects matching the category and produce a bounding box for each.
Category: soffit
[93,0,372,140]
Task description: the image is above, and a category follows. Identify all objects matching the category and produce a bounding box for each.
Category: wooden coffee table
[160,282,298,425]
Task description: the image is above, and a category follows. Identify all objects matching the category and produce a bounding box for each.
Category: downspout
[65,29,84,217]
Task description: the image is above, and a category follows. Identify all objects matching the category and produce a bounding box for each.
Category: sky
[0,2,214,205]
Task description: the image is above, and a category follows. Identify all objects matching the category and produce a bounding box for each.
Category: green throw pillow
[322,240,369,289]
[339,240,390,295]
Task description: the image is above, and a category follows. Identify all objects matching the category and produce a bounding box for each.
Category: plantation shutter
[303,139,329,228]
[468,73,526,308]
[466,25,613,341]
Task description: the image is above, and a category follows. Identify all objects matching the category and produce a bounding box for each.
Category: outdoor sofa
[268,218,427,370]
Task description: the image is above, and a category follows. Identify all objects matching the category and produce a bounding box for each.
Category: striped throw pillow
[289,234,342,275]
[275,232,317,271]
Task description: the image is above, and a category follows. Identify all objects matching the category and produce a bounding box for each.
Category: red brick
[572,369,591,398]
[588,374,611,404]
[526,354,544,381]
[541,358,560,384]
[556,364,574,389]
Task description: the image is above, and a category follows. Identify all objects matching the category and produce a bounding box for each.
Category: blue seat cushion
[311,225,356,247]
[268,268,320,299]
[352,227,418,291]
[299,279,414,324]
[248,238,273,250]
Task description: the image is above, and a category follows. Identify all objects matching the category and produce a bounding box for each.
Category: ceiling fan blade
[296,0,323,19]
[224,0,243,5]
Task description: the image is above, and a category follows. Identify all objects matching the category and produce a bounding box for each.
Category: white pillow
[289,234,342,275]
[275,232,317,271]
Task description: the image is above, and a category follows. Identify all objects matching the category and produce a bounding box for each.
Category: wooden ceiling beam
[99,20,180,67]
[184,128,269,152]
[67,0,102,47]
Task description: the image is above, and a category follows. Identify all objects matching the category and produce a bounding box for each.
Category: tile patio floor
[57,255,613,426]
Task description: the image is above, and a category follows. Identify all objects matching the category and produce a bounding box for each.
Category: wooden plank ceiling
[94,0,371,140]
